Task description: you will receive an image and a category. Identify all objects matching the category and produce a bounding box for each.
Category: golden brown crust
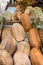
[28,28,41,48]
[30,48,43,65]
[21,13,32,32]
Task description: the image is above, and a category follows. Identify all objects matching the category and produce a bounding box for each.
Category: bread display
[21,13,32,31]
[2,27,12,40]
[0,50,13,65]
[28,28,41,48]
[0,36,16,55]
[13,51,31,65]
[30,48,43,65]
[12,23,25,41]
[17,41,30,56]
[0,5,43,65]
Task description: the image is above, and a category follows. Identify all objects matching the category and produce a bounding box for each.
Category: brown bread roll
[0,50,13,65]
[12,11,22,22]
[28,28,41,48]
[17,41,30,56]
[21,13,32,32]
[30,48,43,65]
[13,51,31,65]
[0,35,16,55]
[2,27,12,40]
[12,23,25,41]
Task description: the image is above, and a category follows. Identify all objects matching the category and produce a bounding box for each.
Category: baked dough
[12,23,25,41]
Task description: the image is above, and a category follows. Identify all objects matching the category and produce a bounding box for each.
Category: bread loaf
[0,50,13,65]
[30,48,43,65]
[21,13,32,32]
[0,36,16,55]
[17,41,30,56]
[28,28,41,48]
[12,23,25,41]
[13,51,31,65]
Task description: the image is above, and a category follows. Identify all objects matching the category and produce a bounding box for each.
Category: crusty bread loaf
[30,48,43,65]
[0,50,13,65]
[21,13,32,32]
[17,41,30,56]
[0,36,16,55]
[12,23,25,41]
[28,28,41,48]
[13,51,31,65]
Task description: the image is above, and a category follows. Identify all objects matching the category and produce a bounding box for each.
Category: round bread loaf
[0,50,13,65]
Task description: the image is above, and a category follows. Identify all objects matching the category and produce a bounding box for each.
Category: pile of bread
[0,5,43,65]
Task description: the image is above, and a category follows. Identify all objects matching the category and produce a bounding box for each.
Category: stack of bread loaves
[0,6,43,65]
